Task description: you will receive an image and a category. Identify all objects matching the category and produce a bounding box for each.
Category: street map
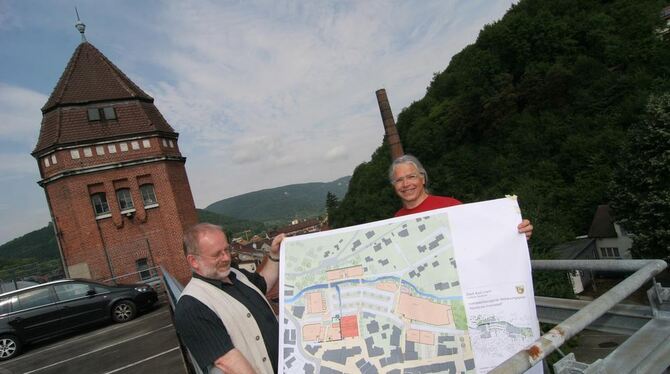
[279,197,542,374]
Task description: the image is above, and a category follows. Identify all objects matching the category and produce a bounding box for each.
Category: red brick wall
[45,160,195,285]
[38,135,182,180]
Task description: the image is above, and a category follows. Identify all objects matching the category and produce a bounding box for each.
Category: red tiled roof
[42,42,152,112]
[33,42,177,154]
[272,218,322,235]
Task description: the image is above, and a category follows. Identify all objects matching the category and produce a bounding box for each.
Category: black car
[0,278,158,360]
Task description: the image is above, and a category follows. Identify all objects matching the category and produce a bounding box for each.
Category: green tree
[331,0,670,296]
[325,191,340,225]
[611,93,670,259]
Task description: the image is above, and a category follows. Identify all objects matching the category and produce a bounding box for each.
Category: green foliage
[205,176,350,226]
[325,191,340,225]
[611,93,670,259]
[197,209,266,238]
[451,300,468,330]
[0,223,59,260]
[0,223,62,281]
[330,147,398,227]
[332,0,670,296]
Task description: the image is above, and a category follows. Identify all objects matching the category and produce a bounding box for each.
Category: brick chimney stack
[375,88,404,161]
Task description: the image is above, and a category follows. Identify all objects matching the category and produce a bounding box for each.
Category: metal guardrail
[535,295,653,335]
[492,259,669,374]
[160,260,669,374]
[160,267,205,374]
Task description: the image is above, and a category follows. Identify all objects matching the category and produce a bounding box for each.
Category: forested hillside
[331,0,670,260]
[206,176,350,227]
[197,209,266,237]
[0,224,60,260]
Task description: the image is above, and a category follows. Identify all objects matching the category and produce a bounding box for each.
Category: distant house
[554,204,633,294]
[236,260,258,273]
[553,238,597,294]
[251,239,272,254]
[587,205,633,260]
[269,217,325,237]
[230,242,265,263]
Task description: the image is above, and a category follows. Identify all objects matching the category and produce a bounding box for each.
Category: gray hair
[183,223,225,257]
[388,154,428,186]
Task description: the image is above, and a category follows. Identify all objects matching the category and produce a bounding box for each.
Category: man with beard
[390,154,533,239]
[175,223,284,374]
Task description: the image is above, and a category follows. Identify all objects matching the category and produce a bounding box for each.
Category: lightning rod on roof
[74,7,87,43]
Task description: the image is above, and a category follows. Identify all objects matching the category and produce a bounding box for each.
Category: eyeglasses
[392,173,422,185]
[196,247,231,260]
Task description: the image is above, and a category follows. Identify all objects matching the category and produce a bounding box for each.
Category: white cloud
[127,0,515,208]
[0,83,46,143]
[324,145,348,162]
[0,2,22,31]
[0,0,516,242]
[0,153,39,178]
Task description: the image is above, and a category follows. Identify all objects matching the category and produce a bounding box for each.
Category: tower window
[140,184,158,207]
[116,188,134,212]
[87,107,117,121]
[91,193,111,217]
[87,108,101,121]
[136,258,151,280]
[103,107,117,120]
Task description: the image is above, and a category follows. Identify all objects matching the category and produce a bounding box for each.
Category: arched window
[140,184,158,207]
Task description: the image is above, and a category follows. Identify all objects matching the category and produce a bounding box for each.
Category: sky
[0,0,515,245]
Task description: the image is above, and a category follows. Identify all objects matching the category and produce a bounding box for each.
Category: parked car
[0,278,158,360]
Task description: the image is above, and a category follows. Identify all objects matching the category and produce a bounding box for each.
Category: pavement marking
[22,324,173,374]
[101,346,180,374]
[10,309,170,363]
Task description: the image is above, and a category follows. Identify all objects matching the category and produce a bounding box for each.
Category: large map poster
[279,197,542,374]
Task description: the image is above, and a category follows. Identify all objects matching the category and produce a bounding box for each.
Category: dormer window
[87,108,100,121]
[103,107,117,120]
[87,107,117,121]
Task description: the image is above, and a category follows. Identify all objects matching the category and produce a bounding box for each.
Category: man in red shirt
[390,154,533,239]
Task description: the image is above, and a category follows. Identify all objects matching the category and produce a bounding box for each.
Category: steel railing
[492,259,669,374]
[160,259,669,374]
[161,267,206,374]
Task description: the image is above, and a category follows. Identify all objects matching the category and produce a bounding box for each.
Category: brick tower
[32,31,196,285]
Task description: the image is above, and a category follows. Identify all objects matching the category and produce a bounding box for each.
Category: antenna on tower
[74,7,87,43]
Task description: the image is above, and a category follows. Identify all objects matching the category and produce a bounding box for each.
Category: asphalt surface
[0,303,187,374]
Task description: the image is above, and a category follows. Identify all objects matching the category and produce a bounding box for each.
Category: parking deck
[0,303,186,374]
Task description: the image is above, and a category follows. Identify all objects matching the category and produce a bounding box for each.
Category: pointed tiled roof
[42,42,153,112]
[588,205,618,238]
[33,42,177,155]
